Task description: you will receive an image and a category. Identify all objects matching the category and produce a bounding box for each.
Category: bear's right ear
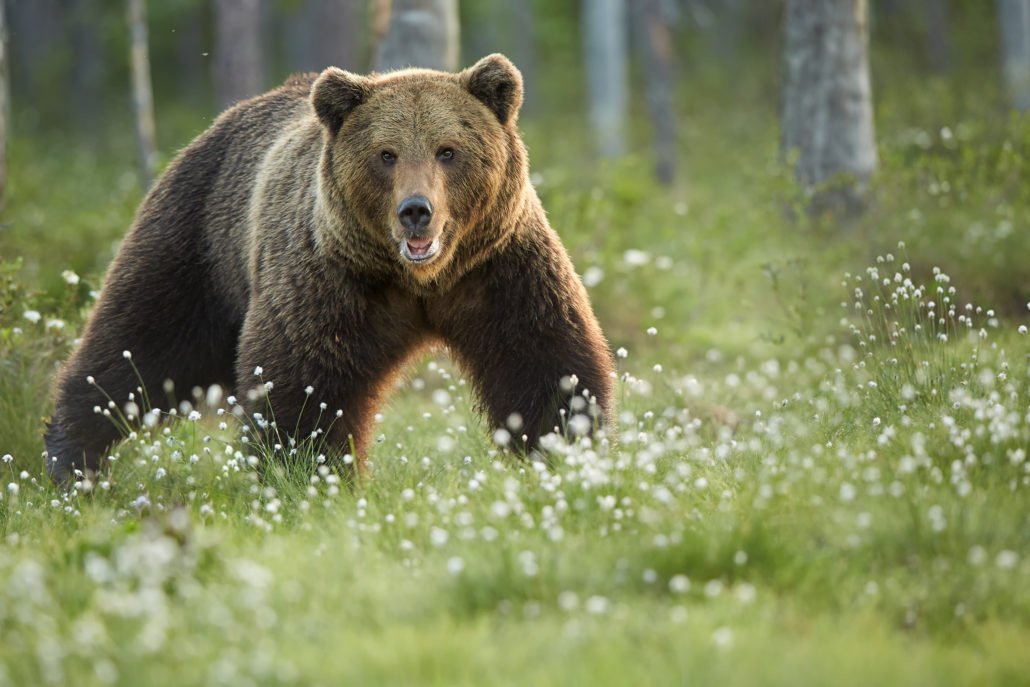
[311,67,372,135]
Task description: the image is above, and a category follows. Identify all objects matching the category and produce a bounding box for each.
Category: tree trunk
[633,0,677,185]
[8,0,61,106]
[781,0,878,212]
[582,0,628,159]
[214,0,264,111]
[311,0,360,71]
[998,0,1030,111]
[375,0,460,72]
[175,2,209,104]
[128,0,157,191]
[924,0,950,74]
[0,0,8,208]
[512,0,537,116]
[68,0,104,140]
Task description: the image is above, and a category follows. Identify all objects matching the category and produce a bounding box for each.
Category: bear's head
[312,54,527,284]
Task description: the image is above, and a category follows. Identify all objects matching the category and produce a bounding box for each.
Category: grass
[0,62,1029,685]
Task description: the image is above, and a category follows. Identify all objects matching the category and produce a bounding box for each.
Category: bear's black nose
[397,195,434,233]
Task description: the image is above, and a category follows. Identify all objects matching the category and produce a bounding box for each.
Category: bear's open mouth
[401,237,438,263]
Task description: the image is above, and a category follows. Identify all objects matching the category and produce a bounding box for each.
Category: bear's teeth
[406,239,432,256]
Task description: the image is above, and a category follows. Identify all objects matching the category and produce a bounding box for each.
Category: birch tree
[214,0,263,111]
[998,0,1030,111]
[781,0,878,211]
[582,0,628,159]
[633,0,677,185]
[0,0,7,208]
[512,1,537,116]
[924,0,950,73]
[128,0,157,190]
[315,0,360,71]
[375,0,460,72]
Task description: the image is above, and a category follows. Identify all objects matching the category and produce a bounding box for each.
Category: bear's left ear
[460,54,524,126]
[312,67,372,135]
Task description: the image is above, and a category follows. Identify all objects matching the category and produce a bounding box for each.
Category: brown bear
[45,54,614,484]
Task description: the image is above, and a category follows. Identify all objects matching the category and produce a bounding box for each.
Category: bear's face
[312,55,525,284]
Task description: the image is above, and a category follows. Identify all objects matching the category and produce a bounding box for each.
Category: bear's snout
[397,195,434,234]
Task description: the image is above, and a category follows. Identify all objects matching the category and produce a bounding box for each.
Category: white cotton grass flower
[23,310,41,324]
[996,550,1019,569]
[623,249,650,267]
[669,574,690,594]
[582,265,604,288]
[712,627,734,648]
[585,596,610,614]
[61,269,80,285]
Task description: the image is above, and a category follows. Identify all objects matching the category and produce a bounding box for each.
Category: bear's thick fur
[45,54,614,483]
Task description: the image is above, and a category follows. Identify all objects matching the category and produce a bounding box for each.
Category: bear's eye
[380,150,396,163]
[436,148,455,162]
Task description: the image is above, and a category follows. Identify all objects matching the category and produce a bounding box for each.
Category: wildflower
[61,269,80,285]
[1,454,11,464]
[582,265,604,287]
[646,326,658,336]
[996,550,1019,569]
[616,347,628,359]
[585,596,610,614]
[968,546,987,566]
[623,249,650,267]
[712,627,733,648]
[1019,325,1027,335]
[23,310,42,324]
[736,583,757,604]
[254,366,263,376]
[669,574,690,593]
[446,557,465,575]
[558,591,579,611]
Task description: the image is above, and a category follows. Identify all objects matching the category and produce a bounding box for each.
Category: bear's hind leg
[45,276,240,485]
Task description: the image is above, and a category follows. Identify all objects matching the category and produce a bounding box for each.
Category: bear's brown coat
[45,55,614,482]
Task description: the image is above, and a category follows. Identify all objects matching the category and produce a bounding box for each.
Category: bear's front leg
[428,229,615,452]
[235,279,430,471]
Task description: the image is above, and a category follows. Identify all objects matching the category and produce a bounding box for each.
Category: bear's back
[133,74,323,318]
